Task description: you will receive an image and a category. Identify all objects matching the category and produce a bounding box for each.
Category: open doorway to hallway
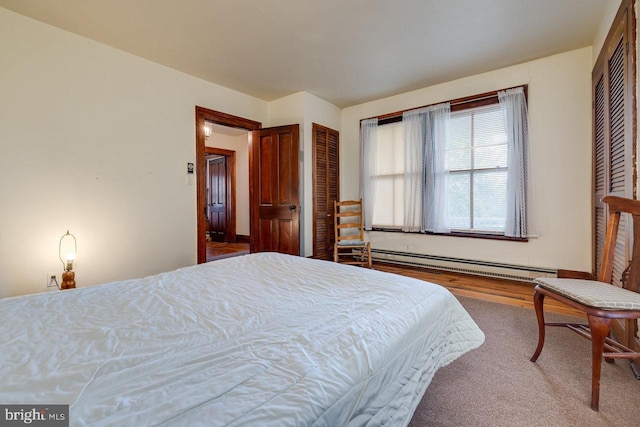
[204,122,250,262]
[195,107,261,264]
[196,107,301,261]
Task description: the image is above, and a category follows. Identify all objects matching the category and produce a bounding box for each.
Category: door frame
[196,106,261,264]
[205,147,236,244]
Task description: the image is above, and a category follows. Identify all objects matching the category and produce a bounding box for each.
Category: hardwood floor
[373,262,585,318]
[206,241,249,262]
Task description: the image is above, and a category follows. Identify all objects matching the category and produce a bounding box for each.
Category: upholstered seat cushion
[535,278,640,310]
[337,240,367,246]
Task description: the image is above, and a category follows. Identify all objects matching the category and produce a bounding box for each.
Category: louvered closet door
[592,0,635,348]
[313,123,340,260]
[608,34,631,290]
[593,9,632,286]
[594,74,606,277]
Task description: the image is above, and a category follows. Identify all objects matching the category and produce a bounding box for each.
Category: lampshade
[204,123,212,138]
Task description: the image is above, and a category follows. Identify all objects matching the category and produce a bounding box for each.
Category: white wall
[341,48,593,272]
[205,133,250,236]
[0,8,268,298]
[268,92,341,257]
[592,0,624,65]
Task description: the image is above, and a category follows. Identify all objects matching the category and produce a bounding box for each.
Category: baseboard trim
[236,235,250,244]
[372,249,556,282]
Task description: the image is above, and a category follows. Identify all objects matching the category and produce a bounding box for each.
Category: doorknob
[289,205,296,211]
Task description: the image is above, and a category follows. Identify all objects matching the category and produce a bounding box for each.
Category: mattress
[0,253,484,426]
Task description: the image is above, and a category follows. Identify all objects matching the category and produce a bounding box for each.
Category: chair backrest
[601,196,640,293]
[334,199,365,243]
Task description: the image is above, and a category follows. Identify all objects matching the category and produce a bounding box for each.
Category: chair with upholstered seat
[530,195,640,411]
[333,199,372,268]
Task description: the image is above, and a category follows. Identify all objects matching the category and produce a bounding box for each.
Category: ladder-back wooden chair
[530,196,640,411]
[333,199,372,268]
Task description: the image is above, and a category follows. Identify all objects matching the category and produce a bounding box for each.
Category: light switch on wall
[186,162,194,185]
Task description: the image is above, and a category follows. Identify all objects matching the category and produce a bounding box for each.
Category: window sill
[369,227,528,242]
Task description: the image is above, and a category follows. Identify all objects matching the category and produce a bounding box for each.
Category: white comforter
[0,253,484,426]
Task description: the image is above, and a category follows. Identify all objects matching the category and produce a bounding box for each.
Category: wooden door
[312,123,339,260]
[250,125,300,255]
[208,157,227,242]
[592,0,637,352]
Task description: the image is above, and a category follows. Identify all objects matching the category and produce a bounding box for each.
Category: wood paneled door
[249,125,300,255]
[312,123,339,260]
[207,156,227,242]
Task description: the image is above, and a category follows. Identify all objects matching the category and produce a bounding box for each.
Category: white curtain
[402,103,450,233]
[423,103,451,233]
[402,109,425,232]
[360,118,378,230]
[499,87,529,238]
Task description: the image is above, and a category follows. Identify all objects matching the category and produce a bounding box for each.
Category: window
[363,86,529,239]
[372,122,404,228]
[447,104,508,233]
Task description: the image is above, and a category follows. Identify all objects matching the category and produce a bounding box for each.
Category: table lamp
[59,230,77,289]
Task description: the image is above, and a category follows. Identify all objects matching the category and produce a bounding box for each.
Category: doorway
[196,107,261,264]
[195,107,301,262]
[203,129,249,261]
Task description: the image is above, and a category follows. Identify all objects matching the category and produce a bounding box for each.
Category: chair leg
[587,315,611,411]
[366,244,372,268]
[530,288,546,362]
[333,244,338,263]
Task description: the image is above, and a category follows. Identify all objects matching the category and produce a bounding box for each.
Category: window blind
[372,122,404,228]
[447,104,508,232]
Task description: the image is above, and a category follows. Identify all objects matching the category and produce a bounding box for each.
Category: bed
[0,252,484,426]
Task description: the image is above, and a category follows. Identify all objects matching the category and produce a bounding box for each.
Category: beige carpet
[408,297,640,427]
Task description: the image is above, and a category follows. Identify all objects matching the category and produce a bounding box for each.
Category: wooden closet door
[592,0,636,351]
[312,123,339,260]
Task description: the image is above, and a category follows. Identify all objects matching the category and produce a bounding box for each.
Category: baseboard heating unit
[372,249,557,282]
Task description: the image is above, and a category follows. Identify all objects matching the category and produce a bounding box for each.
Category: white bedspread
[0,253,484,426]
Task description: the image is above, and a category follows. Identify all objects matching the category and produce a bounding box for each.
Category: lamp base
[61,271,76,290]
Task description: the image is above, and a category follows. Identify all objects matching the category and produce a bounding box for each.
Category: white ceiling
[0,0,608,108]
